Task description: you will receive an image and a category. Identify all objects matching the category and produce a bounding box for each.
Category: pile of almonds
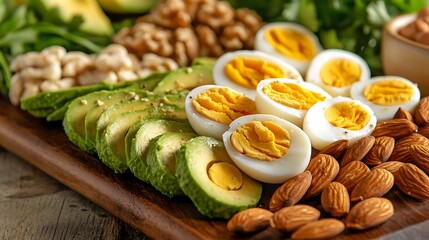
[226,96,429,239]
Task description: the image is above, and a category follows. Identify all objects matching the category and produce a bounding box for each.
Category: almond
[393,107,414,122]
[414,96,429,126]
[417,124,429,138]
[334,161,371,193]
[226,208,273,233]
[409,144,429,174]
[319,139,348,161]
[304,154,339,199]
[269,171,312,212]
[291,218,345,240]
[371,118,417,139]
[372,161,405,174]
[394,163,429,200]
[270,204,320,233]
[321,182,350,218]
[346,197,394,230]
[389,133,429,162]
[363,136,395,165]
[351,168,394,201]
[340,136,375,167]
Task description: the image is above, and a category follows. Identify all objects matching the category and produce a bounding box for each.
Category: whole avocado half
[176,136,262,219]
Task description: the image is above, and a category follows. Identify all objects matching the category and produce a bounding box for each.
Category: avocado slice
[94,90,188,151]
[27,107,55,118]
[20,82,110,111]
[176,136,262,219]
[46,99,74,121]
[63,89,148,154]
[128,118,195,183]
[146,132,197,197]
[153,65,214,93]
[97,108,156,173]
[191,57,217,66]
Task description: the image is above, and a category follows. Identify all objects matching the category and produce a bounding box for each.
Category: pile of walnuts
[113,0,264,67]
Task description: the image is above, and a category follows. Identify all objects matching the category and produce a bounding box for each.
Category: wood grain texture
[0,148,149,240]
[0,96,429,239]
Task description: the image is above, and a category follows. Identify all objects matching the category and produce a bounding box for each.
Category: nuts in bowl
[382,7,429,97]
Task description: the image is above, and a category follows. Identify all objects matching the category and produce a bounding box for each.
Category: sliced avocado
[97,0,159,14]
[97,109,154,173]
[191,57,217,66]
[84,92,157,153]
[63,89,148,154]
[176,136,262,219]
[46,99,73,121]
[27,107,55,118]
[20,82,110,110]
[153,65,214,93]
[94,90,188,151]
[125,71,168,91]
[128,118,195,183]
[146,132,197,197]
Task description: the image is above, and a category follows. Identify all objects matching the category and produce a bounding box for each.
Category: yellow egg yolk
[224,57,287,89]
[320,59,362,87]
[363,79,414,106]
[230,121,291,161]
[192,87,257,125]
[264,27,317,61]
[263,81,326,110]
[325,102,370,130]
[208,162,243,190]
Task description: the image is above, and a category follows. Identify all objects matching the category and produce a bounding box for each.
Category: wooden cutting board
[0,96,428,240]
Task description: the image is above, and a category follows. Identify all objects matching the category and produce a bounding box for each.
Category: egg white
[303,96,377,151]
[255,78,332,128]
[255,22,323,75]
[213,50,303,99]
[222,114,312,184]
[350,76,421,122]
[185,84,255,140]
[306,49,371,97]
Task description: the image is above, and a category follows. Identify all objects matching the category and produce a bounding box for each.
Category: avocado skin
[97,109,153,173]
[175,136,262,219]
[153,64,214,93]
[94,90,188,154]
[63,89,148,154]
[20,82,111,111]
[127,119,195,183]
[21,71,166,120]
[146,132,197,197]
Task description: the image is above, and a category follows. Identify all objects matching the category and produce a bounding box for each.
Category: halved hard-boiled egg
[213,50,303,99]
[303,96,377,150]
[222,114,312,184]
[306,49,371,97]
[350,76,421,122]
[255,78,332,128]
[185,85,257,139]
[255,22,323,75]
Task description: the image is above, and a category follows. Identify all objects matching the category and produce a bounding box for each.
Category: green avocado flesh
[94,91,188,153]
[63,89,148,154]
[153,64,214,93]
[98,109,156,173]
[20,83,110,111]
[176,136,262,219]
[146,132,197,197]
[127,119,195,183]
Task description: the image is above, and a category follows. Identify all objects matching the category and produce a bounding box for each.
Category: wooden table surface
[0,147,149,240]
[2,148,429,240]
